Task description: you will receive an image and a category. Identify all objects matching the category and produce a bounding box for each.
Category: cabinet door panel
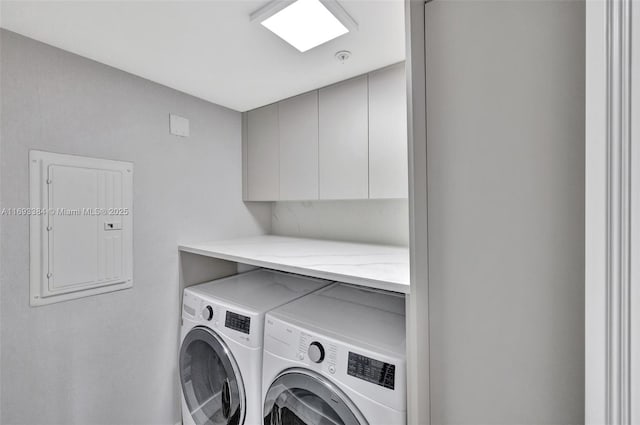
[318,76,369,200]
[369,63,408,198]
[246,104,279,200]
[279,92,319,200]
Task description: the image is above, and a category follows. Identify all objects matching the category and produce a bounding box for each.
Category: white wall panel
[272,199,409,247]
[425,1,584,422]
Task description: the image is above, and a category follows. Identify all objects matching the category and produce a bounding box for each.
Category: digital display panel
[225,311,251,334]
[347,352,395,390]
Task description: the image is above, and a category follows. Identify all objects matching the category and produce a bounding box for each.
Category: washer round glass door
[180,327,245,425]
[263,368,367,425]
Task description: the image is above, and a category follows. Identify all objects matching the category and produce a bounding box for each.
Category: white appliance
[262,283,406,425]
[179,269,332,425]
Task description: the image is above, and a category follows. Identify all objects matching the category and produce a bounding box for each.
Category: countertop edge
[178,243,410,294]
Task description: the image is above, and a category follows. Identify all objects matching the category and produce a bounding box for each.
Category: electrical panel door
[29,151,133,306]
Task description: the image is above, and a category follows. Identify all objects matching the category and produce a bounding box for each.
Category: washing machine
[261,283,406,425]
[179,269,332,425]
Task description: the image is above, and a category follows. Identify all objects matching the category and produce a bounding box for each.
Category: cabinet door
[246,104,279,200]
[369,63,408,198]
[318,75,369,200]
[279,92,319,200]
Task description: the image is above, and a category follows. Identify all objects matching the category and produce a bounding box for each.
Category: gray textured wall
[425,1,585,423]
[0,30,271,424]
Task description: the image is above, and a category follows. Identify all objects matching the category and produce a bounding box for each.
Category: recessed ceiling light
[251,0,357,53]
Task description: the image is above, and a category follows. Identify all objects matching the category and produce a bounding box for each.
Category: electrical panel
[29,150,133,306]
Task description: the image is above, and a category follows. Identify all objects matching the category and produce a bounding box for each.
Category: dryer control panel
[263,313,406,412]
[347,351,396,390]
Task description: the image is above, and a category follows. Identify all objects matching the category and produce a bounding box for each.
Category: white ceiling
[0,0,405,111]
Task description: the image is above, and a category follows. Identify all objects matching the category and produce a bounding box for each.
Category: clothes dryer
[262,283,406,425]
[179,269,331,425]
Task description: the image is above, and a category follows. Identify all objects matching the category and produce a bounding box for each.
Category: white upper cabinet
[369,63,408,198]
[242,63,407,201]
[246,104,279,201]
[279,91,319,200]
[318,75,369,200]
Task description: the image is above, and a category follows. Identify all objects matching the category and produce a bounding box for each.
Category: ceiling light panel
[260,0,350,52]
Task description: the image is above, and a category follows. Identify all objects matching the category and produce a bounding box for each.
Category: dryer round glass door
[180,327,245,425]
[263,368,368,425]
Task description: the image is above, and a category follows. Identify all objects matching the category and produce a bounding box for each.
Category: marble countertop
[179,235,410,294]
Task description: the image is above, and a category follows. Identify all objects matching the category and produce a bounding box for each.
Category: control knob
[308,341,325,363]
[202,305,214,321]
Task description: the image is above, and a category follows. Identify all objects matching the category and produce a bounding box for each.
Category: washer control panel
[263,313,406,414]
[263,312,406,412]
[182,289,259,348]
[347,351,396,390]
[224,311,251,334]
